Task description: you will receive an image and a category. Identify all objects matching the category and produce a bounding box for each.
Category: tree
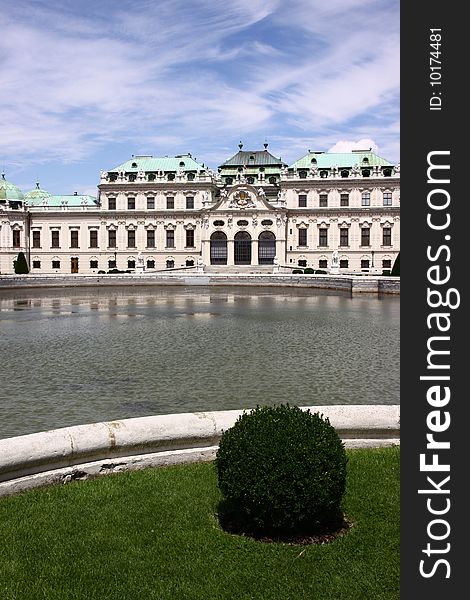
[391,252,400,276]
[14,251,29,274]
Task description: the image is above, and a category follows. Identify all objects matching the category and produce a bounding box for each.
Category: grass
[0,446,399,600]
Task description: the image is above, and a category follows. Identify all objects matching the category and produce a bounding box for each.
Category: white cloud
[328,139,379,154]
[0,0,399,181]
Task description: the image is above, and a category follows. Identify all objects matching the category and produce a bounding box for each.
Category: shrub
[292,269,303,274]
[315,269,327,274]
[14,251,29,274]
[303,267,315,274]
[391,253,400,276]
[382,269,391,276]
[215,404,347,535]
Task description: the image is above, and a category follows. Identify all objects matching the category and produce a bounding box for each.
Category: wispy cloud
[1,0,399,192]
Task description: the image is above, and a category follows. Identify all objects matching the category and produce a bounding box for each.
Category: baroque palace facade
[0,144,400,275]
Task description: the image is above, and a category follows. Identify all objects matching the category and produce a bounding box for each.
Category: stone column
[227,239,234,266]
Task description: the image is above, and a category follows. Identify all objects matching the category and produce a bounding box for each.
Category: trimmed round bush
[215,404,347,534]
[303,267,315,274]
[292,268,303,274]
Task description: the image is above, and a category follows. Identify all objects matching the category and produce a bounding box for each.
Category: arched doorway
[210,231,227,265]
[234,231,252,265]
[258,231,276,265]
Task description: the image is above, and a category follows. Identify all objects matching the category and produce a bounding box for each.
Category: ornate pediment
[210,184,275,212]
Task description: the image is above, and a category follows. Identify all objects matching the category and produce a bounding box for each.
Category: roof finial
[238,140,243,150]
[1,171,5,180]
[36,180,40,189]
[264,139,268,150]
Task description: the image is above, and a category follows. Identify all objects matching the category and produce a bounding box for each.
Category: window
[32,231,41,248]
[186,229,195,247]
[51,230,60,248]
[226,177,233,185]
[128,260,135,269]
[108,197,116,210]
[383,227,392,246]
[361,259,370,269]
[70,230,79,248]
[383,168,392,177]
[361,228,370,246]
[298,229,307,246]
[186,259,194,266]
[147,230,155,248]
[167,173,175,181]
[298,170,307,179]
[148,173,156,182]
[268,176,277,184]
[13,230,21,248]
[383,259,392,269]
[186,196,194,209]
[147,259,155,269]
[261,219,273,226]
[166,230,175,248]
[128,197,135,210]
[319,259,327,269]
[128,174,136,182]
[341,170,349,178]
[213,220,225,226]
[52,260,61,269]
[166,259,175,268]
[320,170,328,178]
[127,230,136,248]
[187,172,195,181]
[237,219,249,226]
[340,228,349,246]
[32,260,41,269]
[362,169,370,177]
[340,259,348,269]
[167,197,174,209]
[108,229,116,248]
[89,230,98,248]
[147,196,155,209]
[383,192,392,206]
[361,192,370,206]
[90,260,98,269]
[319,194,328,207]
[319,228,328,247]
[247,177,255,184]
[340,193,349,207]
[298,194,307,208]
[298,259,307,267]
[108,259,117,269]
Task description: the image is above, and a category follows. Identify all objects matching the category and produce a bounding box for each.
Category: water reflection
[0,286,399,439]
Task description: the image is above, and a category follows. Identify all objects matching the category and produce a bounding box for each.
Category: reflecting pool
[0,285,399,439]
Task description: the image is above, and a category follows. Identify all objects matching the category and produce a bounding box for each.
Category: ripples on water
[0,285,399,439]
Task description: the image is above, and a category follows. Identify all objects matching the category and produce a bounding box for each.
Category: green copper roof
[24,182,52,202]
[290,150,393,169]
[0,172,24,201]
[27,194,98,208]
[220,147,286,168]
[109,154,206,173]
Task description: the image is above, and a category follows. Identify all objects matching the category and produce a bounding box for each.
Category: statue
[332,250,339,267]
[136,251,145,273]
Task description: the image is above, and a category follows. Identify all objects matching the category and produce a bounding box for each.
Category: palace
[0,143,400,275]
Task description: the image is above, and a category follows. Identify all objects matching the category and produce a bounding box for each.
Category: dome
[24,181,52,204]
[0,172,24,201]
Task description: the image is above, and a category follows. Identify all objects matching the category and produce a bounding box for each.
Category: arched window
[167,173,175,181]
[258,231,276,265]
[166,259,175,269]
[210,231,227,265]
[383,168,392,177]
[268,176,277,184]
[341,170,349,178]
[237,219,249,227]
[226,177,233,185]
[187,172,195,181]
[213,220,225,227]
[247,176,255,184]
[320,170,328,178]
[234,231,252,265]
[299,170,307,179]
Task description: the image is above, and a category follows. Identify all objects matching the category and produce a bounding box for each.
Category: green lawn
[0,446,399,600]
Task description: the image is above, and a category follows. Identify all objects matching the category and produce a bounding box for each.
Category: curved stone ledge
[0,405,399,497]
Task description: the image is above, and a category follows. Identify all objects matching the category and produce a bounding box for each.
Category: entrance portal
[234,231,252,265]
[210,231,227,265]
[258,231,276,265]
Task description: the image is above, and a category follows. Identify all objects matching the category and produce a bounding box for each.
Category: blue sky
[1,0,399,196]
